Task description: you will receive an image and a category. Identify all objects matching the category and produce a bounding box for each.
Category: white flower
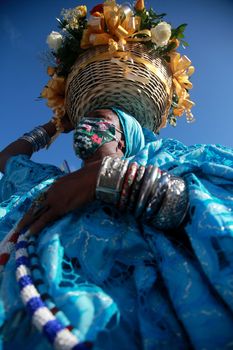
[61,8,73,21]
[151,22,172,47]
[68,17,79,30]
[46,31,63,51]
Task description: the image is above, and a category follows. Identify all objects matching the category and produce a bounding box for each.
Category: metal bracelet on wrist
[96,156,129,204]
[19,126,51,152]
[118,162,138,211]
[128,165,146,212]
[150,176,189,230]
[144,171,170,220]
[134,165,161,218]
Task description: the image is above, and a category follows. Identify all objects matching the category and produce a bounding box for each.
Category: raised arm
[0,121,57,174]
[0,114,74,174]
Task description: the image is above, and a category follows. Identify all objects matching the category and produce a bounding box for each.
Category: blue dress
[0,130,233,349]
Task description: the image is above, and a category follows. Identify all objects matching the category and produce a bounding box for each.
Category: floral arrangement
[41,0,195,130]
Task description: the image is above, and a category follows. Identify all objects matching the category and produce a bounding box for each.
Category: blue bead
[18,275,32,290]
[16,241,28,250]
[16,256,29,267]
[43,319,64,343]
[26,297,44,315]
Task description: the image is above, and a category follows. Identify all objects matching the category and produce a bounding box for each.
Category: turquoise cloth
[0,114,233,349]
[111,107,146,157]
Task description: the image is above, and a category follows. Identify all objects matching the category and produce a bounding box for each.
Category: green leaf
[171,23,187,39]
[181,40,189,47]
[176,23,188,32]
[135,7,167,30]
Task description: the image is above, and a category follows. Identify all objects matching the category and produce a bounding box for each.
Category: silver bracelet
[150,176,189,230]
[96,156,129,204]
[134,165,161,218]
[19,126,51,152]
[144,171,170,220]
[128,165,146,212]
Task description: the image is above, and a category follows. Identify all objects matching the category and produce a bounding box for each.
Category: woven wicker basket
[65,43,173,132]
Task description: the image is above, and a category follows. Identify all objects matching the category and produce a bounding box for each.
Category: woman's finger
[15,202,48,233]
[15,206,38,233]
[28,209,59,236]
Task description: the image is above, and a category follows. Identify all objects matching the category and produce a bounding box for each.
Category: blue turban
[111,107,157,158]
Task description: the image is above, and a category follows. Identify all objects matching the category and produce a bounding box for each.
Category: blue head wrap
[111,108,146,158]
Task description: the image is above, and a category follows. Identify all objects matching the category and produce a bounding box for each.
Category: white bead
[15,247,28,260]
[16,264,31,280]
[20,284,40,304]
[54,328,79,350]
[33,307,56,332]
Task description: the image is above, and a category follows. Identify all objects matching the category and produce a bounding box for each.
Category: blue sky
[0,0,233,171]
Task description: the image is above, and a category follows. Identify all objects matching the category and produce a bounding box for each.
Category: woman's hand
[15,161,102,236]
[60,113,74,133]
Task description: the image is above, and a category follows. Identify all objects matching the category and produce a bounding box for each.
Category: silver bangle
[144,171,170,220]
[96,156,129,204]
[151,176,189,230]
[134,165,161,218]
[128,165,146,212]
[19,126,51,152]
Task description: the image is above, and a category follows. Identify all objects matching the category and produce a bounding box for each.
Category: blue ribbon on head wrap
[111,108,146,158]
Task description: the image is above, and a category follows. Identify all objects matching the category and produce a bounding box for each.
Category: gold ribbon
[81,1,151,49]
[169,52,195,117]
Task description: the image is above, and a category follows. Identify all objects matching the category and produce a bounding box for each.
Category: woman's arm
[0,121,57,174]
[0,113,75,174]
[15,159,102,235]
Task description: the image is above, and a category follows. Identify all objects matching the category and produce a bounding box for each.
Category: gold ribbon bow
[169,52,195,119]
[81,0,150,50]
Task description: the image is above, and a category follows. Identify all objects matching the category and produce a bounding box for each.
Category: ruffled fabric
[0,137,233,350]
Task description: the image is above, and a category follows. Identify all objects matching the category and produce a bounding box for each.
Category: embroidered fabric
[0,136,233,349]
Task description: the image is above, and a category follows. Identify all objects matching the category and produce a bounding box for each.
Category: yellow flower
[47,66,56,76]
[75,5,87,17]
[108,38,119,53]
[68,17,79,30]
[41,76,66,109]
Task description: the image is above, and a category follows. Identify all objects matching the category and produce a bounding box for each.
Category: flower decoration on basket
[41,0,195,133]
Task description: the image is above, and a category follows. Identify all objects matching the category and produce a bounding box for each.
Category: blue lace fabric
[0,136,233,349]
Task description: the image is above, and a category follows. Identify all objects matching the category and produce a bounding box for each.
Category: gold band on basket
[67,51,171,96]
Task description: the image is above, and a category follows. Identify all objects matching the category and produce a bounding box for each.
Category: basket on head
[65,43,173,132]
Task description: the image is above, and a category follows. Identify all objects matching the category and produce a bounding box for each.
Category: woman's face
[76,109,125,165]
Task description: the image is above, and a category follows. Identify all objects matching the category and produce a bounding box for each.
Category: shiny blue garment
[0,116,233,349]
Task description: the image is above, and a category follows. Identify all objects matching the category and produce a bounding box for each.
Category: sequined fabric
[0,136,233,349]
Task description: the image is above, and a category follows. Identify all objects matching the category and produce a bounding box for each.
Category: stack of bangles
[96,156,189,230]
[19,126,51,152]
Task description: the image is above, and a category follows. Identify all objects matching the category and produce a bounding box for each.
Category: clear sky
[0,0,233,171]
